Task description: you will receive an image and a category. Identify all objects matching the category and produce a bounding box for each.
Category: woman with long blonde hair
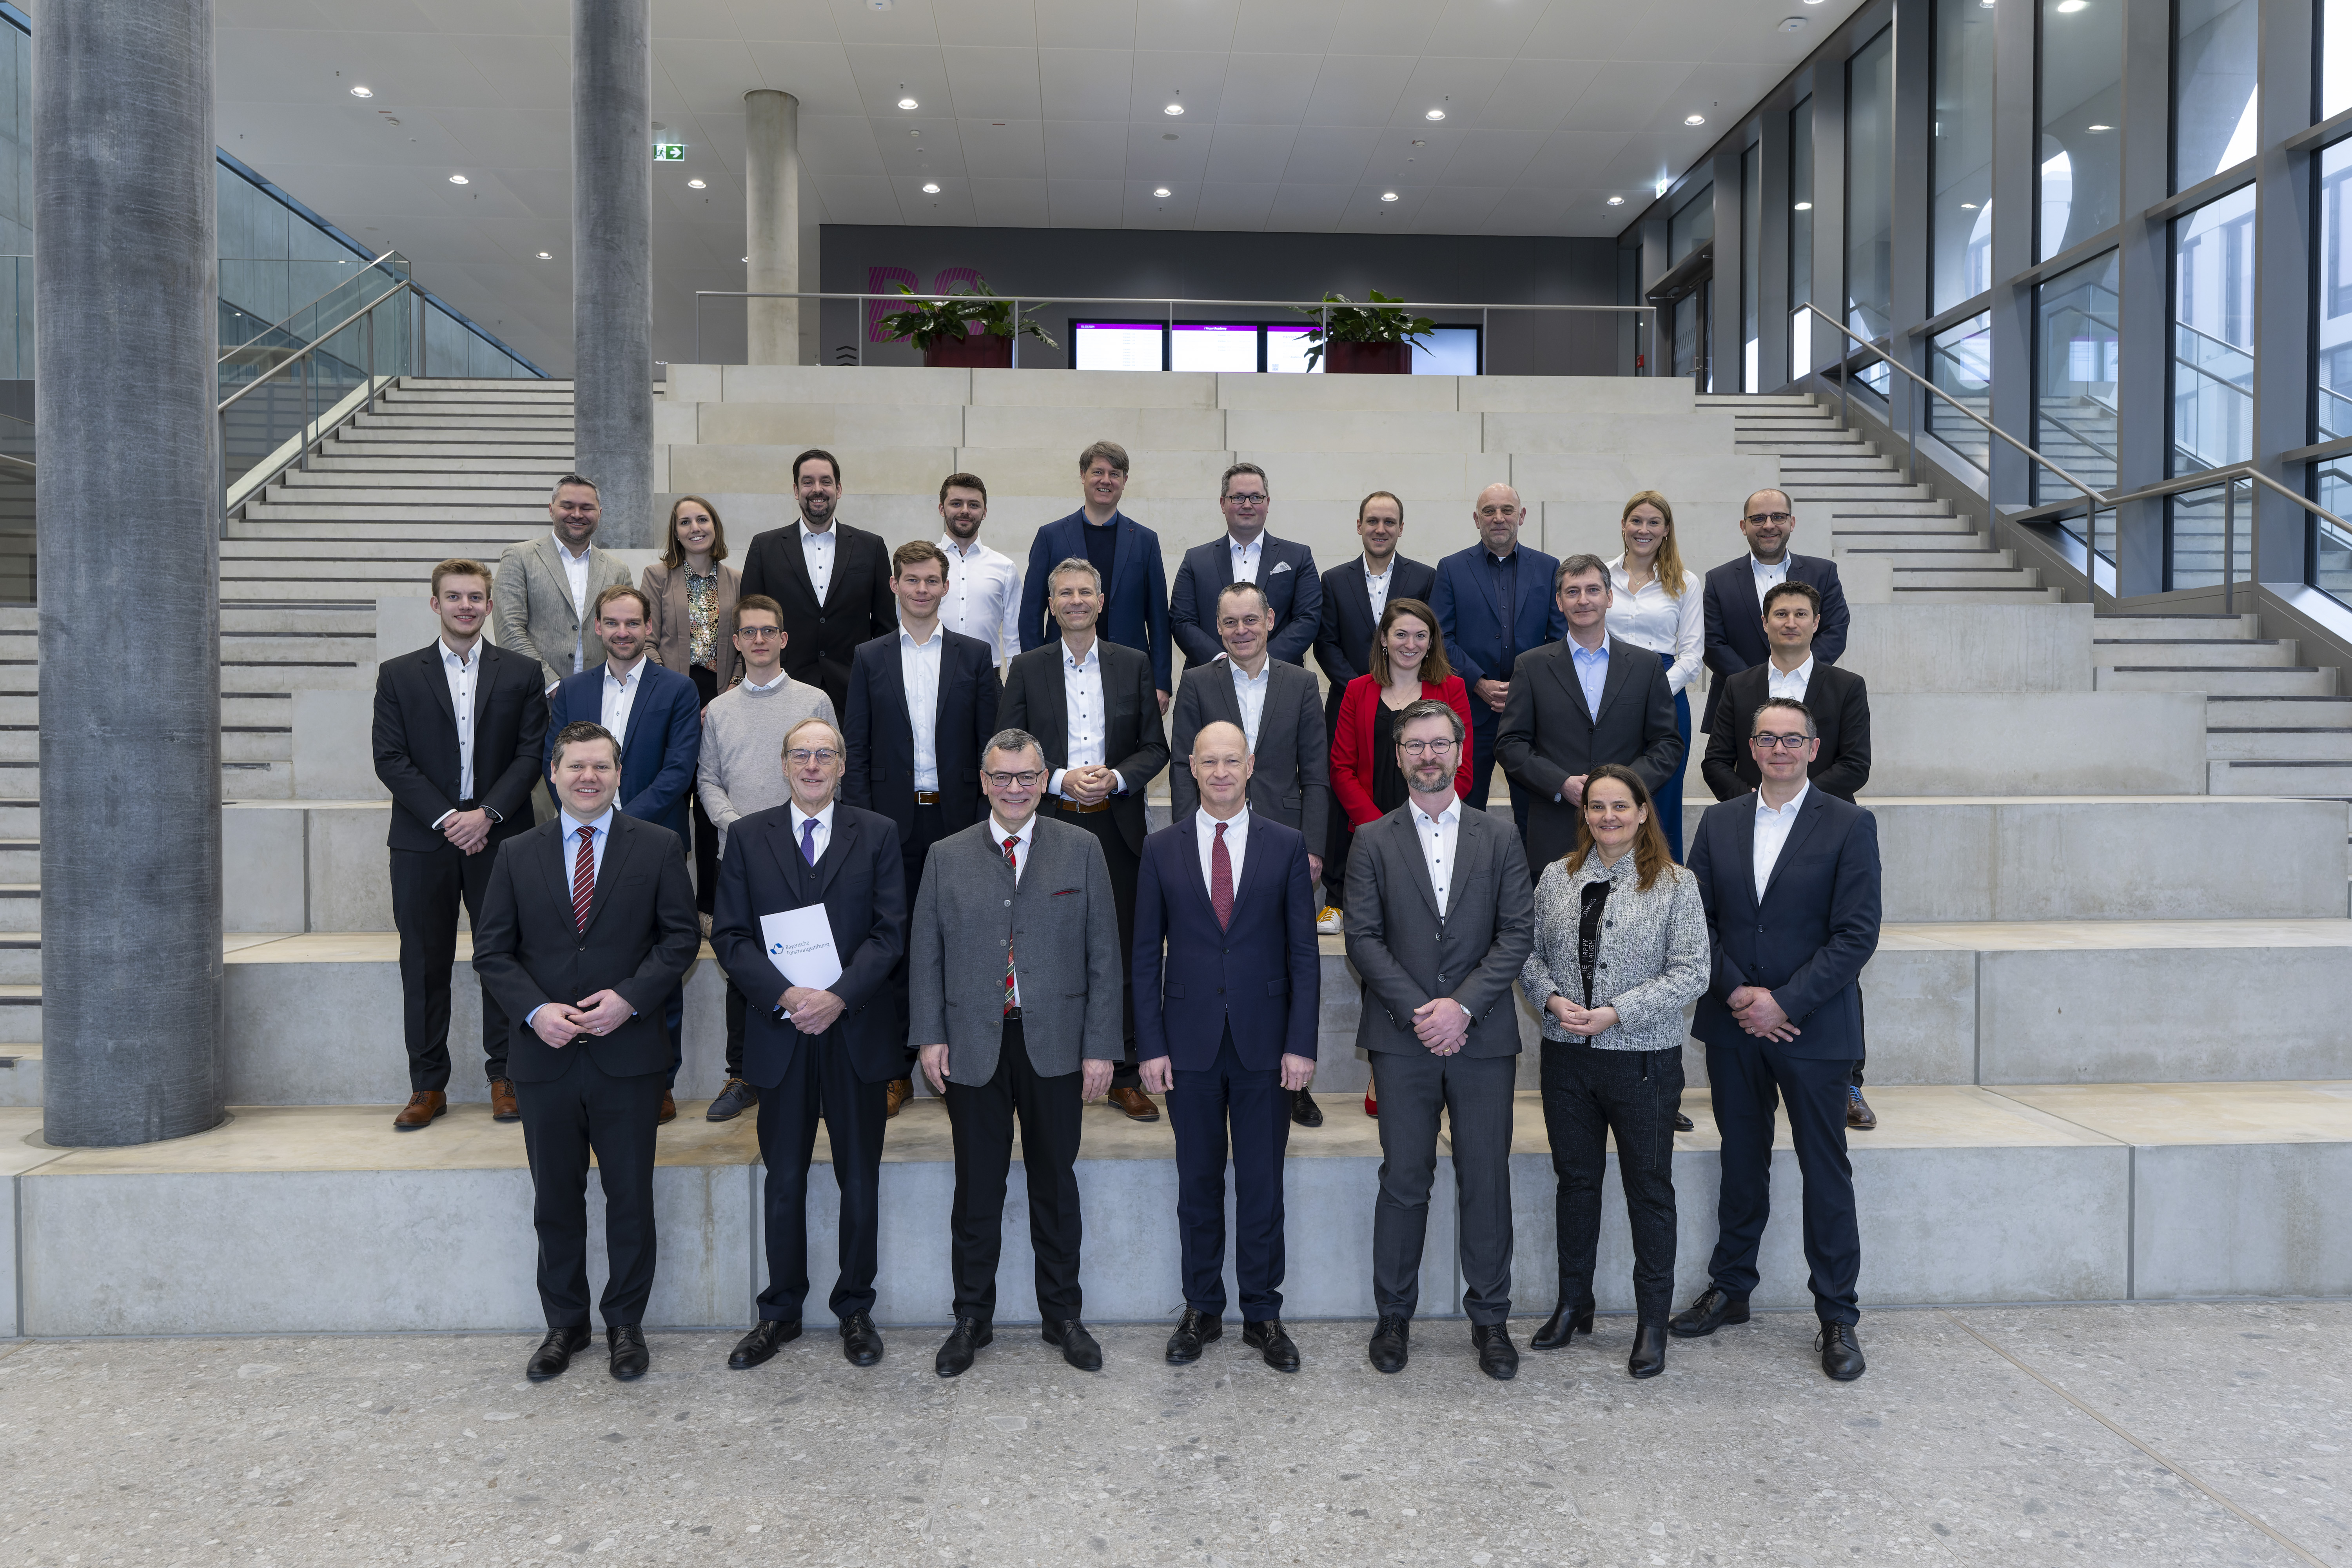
[1604,490,1699,860]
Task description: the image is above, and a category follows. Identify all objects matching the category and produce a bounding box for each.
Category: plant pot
[1324,340,1410,375]
[922,332,1014,369]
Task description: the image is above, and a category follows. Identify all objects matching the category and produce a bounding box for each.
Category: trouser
[1702,1038,1861,1325]
[1541,1040,1682,1323]
[754,1035,889,1323]
[1650,649,1690,863]
[1465,706,1531,836]
[943,1019,1085,1323]
[1170,1028,1291,1321]
[390,826,510,1093]
[688,664,720,915]
[722,980,748,1081]
[1057,804,1142,1086]
[1852,991,1867,1087]
[887,802,950,1074]
[1369,1047,1517,1325]
[515,1047,664,1329]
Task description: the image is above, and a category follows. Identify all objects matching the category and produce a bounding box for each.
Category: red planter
[1324,339,1410,375]
[922,332,1014,369]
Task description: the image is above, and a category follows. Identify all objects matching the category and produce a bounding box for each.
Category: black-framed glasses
[1398,738,1458,757]
[1743,510,1795,526]
[983,769,1047,789]
[736,625,784,640]
[1749,732,1814,750]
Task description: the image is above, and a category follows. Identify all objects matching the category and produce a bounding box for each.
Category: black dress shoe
[1530,1299,1595,1350]
[839,1312,884,1367]
[607,1324,649,1381]
[935,1317,991,1378]
[1165,1307,1222,1364]
[1042,1318,1103,1371]
[1471,1322,1518,1381]
[1668,1285,1751,1339]
[1628,1320,1668,1379]
[526,1324,590,1382]
[1817,1322,1866,1381]
[727,1317,802,1369]
[1290,1090,1323,1128]
[1368,1314,1410,1374]
[1672,1110,1695,1132]
[1243,1318,1300,1373]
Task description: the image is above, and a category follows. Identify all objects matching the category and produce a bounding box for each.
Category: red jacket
[1331,674,1476,828]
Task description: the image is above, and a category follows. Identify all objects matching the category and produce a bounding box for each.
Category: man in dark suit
[1673,695,1882,1383]
[710,715,906,1374]
[1497,553,1685,871]
[844,540,1002,1116]
[1135,720,1320,1372]
[1168,461,1323,673]
[1344,698,1536,1382]
[1699,487,1851,740]
[1431,483,1566,829]
[737,448,897,714]
[999,556,1170,1122]
[472,720,701,1383]
[373,559,548,1131]
[1019,440,1171,708]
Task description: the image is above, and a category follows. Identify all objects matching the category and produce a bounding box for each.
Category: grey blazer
[1342,802,1536,1058]
[1167,657,1330,850]
[492,532,635,690]
[907,815,1125,1083]
[1521,851,1709,1051]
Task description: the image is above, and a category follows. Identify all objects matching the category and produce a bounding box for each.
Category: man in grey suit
[492,473,636,695]
[909,727,1123,1380]
[1344,697,1537,1381]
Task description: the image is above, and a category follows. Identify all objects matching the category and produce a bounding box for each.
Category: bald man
[1430,483,1566,832]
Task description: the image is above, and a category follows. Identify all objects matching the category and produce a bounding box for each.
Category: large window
[2328,0,2352,118]
[1742,142,1762,390]
[1847,28,1895,352]
[2040,0,2123,260]
[2176,0,2260,187]
[2034,249,2121,503]
[1927,312,1993,468]
[1791,96,1815,374]
[1932,0,1995,313]
[2315,464,2352,598]
[2172,185,2257,473]
[2319,140,2352,442]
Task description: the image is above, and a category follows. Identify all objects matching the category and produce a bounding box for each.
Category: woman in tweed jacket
[1519,762,1708,1380]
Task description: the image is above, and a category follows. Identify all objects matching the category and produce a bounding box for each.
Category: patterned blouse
[686,569,719,668]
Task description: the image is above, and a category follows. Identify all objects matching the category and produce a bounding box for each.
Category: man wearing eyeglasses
[1699,488,1849,742]
[1169,461,1323,675]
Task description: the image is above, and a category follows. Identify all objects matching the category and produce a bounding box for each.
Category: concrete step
[213,660,371,691]
[2203,728,2352,762]
[2092,638,2300,669]
[1833,524,1990,545]
[2094,614,2262,641]
[1735,430,1868,447]
[221,540,516,563]
[1887,566,2044,588]
[353,410,574,429]
[381,389,573,408]
[0,841,32,881]
[1786,485,1942,505]
[237,502,548,524]
[219,559,486,584]
[320,441,574,460]
[1779,456,1899,473]
[2207,695,2352,728]
[1813,500,1957,517]
[0,938,34,984]
[271,470,548,495]
[2098,665,2338,696]
[265,481,548,506]
[2207,760,2352,797]
[0,987,39,1045]
[219,760,295,799]
[227,521,533,544]
[1843,547,2015,570]
[0,884,36,932]
[1,728,291,764]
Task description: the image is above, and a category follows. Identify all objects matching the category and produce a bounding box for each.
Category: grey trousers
[1369,1047,1518,1326]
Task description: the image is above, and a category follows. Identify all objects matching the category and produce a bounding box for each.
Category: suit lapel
[1037,647,1071,759]
[546,818,577,918]
[580,815,635,935]
[1550,645,1594,724]
[1759,788,1828,904]
[813,810,857,896]
[1110,516,1142,604]
[1592,637,1637,723]
[418,645,458,730]
[778,523,819,611]
[471,643,501,730]
[1176,815,1220,925]
[1391,811,1441,922]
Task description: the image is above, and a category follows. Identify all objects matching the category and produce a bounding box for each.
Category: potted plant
[1299,290,1437,374]
[876,280,1057,369]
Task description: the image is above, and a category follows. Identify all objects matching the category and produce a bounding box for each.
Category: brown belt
[912,791,941,805]
[1057,799,1112,815]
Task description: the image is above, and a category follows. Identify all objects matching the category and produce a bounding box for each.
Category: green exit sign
[653,142,686,161]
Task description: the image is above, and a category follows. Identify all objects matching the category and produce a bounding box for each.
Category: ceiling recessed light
[448,173,468,184]
[1794,200,1813,210]
[1960,201,1979,209]
[1381,190,1399,201]
[898,97,918,110]
[349,85,374,98]
[2087,122,2112,131]
[537,250,551,259]
[1165,102,1184,116]
[1153,186,1171,198]
[921,181,940,193]
[1607,195,1625,205]
[1684,113,1707,125]
[2056,0,2087,9]
[1425,109,1446,121]
[687,178,706,189]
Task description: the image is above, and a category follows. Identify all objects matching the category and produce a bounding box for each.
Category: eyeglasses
[1223,494,1269,508]
[1749,732,1814,750]
[1398,738,1458,757]
[785,748,841,765]
[736,625,783,640]
[983,769,1046,789]
[1743,511,1795,526]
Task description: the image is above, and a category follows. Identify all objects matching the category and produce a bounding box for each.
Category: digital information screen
[1263,327,1322,374]
[1412,327,1481,375]
[1072,322,1166,371]
[1169,323,1259,373]
[1073,321,1481,375]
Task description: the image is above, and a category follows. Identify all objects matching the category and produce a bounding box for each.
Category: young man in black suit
[1699,488,1850,740]
[472,722,701,1384]
[372,558,549,1132]
[1168,461,1323,672]
[736,448,896,713]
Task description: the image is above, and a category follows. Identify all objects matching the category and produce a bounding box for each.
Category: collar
[1060,637,1100,672]
[1227,530,1263,551]
[1771,654,1816,683]
[603,655,647,684]
[740,667,788,693]
[790,798,837,835]
[1410,793,1461,830]
[560,806,615,838]
[1750,552,1790,572]
[989,813,1036,849]
[1228,655,1270,683]
[899,622,944,651]
[1757,780,1811,820]
[1363,555,1395,579]
[1582,845,1636,881]
[439,637,481,667]
[800,516,835,536]
[1486,547,1517,565]
[1198,805,1249,834]
[551,532,592,563]
[1568,635,1610,661]
[940,535,991,561]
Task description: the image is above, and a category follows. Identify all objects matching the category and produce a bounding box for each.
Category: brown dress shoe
[1106,1085,1160,1122]
[658,1091,677,1125]
[1847,1085,1878,1130]
[392,1091,446,1131]
[884,1078,914,1119]
[490,1079,521,1123]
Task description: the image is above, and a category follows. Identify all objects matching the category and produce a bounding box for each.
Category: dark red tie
[570,825,595,933]
[1211,821,1234,930]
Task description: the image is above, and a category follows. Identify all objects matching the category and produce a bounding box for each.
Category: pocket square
[1269,559,1294,575]
[1051,887,1081,897]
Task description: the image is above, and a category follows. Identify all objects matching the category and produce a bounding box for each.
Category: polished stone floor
[0,1301,2342,1568]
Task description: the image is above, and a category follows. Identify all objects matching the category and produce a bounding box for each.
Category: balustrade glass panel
[1933,0,1995,313]
[2314,463,2352,602]
[1847,28,1894,390]
[1927,312,1993,468]
[2033,249,2120,510]
[2172,184,2257,474]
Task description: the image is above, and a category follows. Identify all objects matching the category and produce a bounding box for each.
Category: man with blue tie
[1019,440,1172,712]
[1431,483,1566,832]
[1134,720,1320,1372]
[1167,462,1323,674]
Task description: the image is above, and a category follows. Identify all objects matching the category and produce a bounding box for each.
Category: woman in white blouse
[1604,490,1701,861]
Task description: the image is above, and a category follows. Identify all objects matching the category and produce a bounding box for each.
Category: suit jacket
[1686,787,1881,1060]
[736,520,896,713]
[1702,661,1873,803]
[1699,552,1850,736]
[1166,658,1329,850]
[641,561,742,691]
[1330,675,1476,827]
[1313,554,1439,730]
[842,627,1002,844]
[1343,803,1536,1058]
[544,660,704,840]
[1430,542,1568,704]
[1018,509,1172,692]
[907,816,1124,1083]
[1497,635,1686,871]
[1169,533,1323,669]
[998,636,1170,858]
[1132,813,1319,1073]
[492,533,635,691]
[471,813,701,1081]
[710,801,907,1087]
[372,639,548,853]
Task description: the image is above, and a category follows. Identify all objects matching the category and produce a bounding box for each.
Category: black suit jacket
[1495,635,1685,871]
[842,628,1002,843]
[710,801,907,1087]
[737,520,897,713]
[471,814,701,1081]
[1165,658,1329,849]
[1169,534,1323,669]
[998,636,1170,857]
[1702,661,1873,803]
[372,639,548,853]
[1312,555,1438,731]
[1699,552,1849,736]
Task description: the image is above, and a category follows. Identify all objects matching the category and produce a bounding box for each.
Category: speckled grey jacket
[1520,848,1709,1051]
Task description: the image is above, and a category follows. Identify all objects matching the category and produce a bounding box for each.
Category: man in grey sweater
[695,593,839,1120]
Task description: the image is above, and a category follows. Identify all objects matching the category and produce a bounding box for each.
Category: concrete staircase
[2095,612,2352,798]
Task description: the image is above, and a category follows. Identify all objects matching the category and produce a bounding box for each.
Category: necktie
[1210,821,1234,931]
[571,824,595,933]
[1002,835,1019,1015]
[800,816,820,865]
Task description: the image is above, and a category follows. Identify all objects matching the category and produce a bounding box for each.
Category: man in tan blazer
[494,474,635,694]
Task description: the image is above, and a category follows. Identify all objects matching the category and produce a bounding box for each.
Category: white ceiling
[212,0,1865,372]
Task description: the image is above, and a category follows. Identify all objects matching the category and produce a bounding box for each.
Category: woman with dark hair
[642,495,740,918]
[1521,762,1708,1379]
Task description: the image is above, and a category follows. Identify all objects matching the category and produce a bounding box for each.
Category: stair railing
[215,276,413,526]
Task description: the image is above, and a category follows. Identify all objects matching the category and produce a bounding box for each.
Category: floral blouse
[686,569,719,668]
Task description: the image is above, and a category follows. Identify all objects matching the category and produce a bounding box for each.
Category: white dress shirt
[1363,557,1396,622]
[1410,793,1462,918]
[1750,553,1791,607]
[1228,656,1272,750]
[1227,533,1263,584]
[789,797,836,866]
[800,522,837,603]
[740,667,788,694]
[939,535,1023,664]
[1753,780,1811,902]
[440,638,480,808]
[1195,806,1250,891]
[900,623,944,793]
[1604,555,1702,695]
[553,531,593,673]
[1053,638,1109,798]
[528,807,615,1027]
[600,655,646,746]
[991,811,1036,1006]
[1767,656,1815,702]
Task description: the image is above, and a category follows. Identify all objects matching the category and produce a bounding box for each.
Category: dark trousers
[1852,993,1867,1088]
[1541,1041,1682,1323]
[1465,707,1531,836]
[886,802,949,1072]
[754,1035,888,1323]
[943,1019,1085,1323]
[688,663,720,915]
[515,1046,664,1329]
[1058,804,1142,1083]
[1170,1029,1291,1321]
[723,979,748,1080]
[1323,809,1354,909]
[1370,1047,1517,1325]
[1703,1039,1861,1325]
[1650,650,1689,862]
[390,829,510,1092]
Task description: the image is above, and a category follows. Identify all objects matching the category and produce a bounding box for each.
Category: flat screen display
[1412,327,1481,375]
[1264,327,1322,374]
[1169,323,1259,372]
[1072,321,1165,372]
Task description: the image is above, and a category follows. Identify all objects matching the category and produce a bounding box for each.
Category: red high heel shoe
[1363,1091,1378,1118]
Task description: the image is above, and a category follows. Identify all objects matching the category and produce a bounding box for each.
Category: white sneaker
[1315,905,1343,935]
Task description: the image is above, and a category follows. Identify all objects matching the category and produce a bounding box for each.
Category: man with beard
[738,448,896,713]
[933,472,1022,668]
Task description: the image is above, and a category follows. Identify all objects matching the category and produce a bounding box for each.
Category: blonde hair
[1620,490,1690,599]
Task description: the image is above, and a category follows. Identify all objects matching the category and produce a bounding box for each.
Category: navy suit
[1134,811,1319,1322]
[1699,553,1850,738]
[1020,508,1172,693]
[1686,787,1882,1326]
[1169,534,1323,670]
[544,660,704,841]
[1431,541,1567,825]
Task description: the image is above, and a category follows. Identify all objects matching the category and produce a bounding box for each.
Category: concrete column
[744,89,802,367]
[572,0,653,547]
[36,0,225,1145]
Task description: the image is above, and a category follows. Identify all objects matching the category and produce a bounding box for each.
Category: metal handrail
[218,276,412,524]
[218,250,405,366]
[216,278,407,415]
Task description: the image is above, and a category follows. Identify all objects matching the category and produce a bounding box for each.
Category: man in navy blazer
[1019,440,1172,704]
[1699,488,1850,739]
[1134,720,1320,1373]
[710,715,906,1374]
[1430,483,1566,829]
[1168,461,1322,673]
[1674,694,1881,1383]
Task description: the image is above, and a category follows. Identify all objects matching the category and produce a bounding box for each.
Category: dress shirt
[900,623,944,792]
[554,532,593,673]
[1767,656,1815,702]
[991,811,1037,1007]
[739,667,788,694]
[1568,637,1610,719]
[790,798,836,868]
[800,522,837,603]
[1753,781,1811,903]
[1051,638,1112,798]
[438,639,480,817]
[1749,553,1791,607]
[1487,550,1523,672]
[1195,806,1250,891]
[1227,533,1263,584]
[1604,555,1702,695]
[939,535,1023,664]
[1363,557,1396,622]
[1410,793,1462,918]
[1228,655,1272,750]
[526,807,614,1028]
[600,655,646,746]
